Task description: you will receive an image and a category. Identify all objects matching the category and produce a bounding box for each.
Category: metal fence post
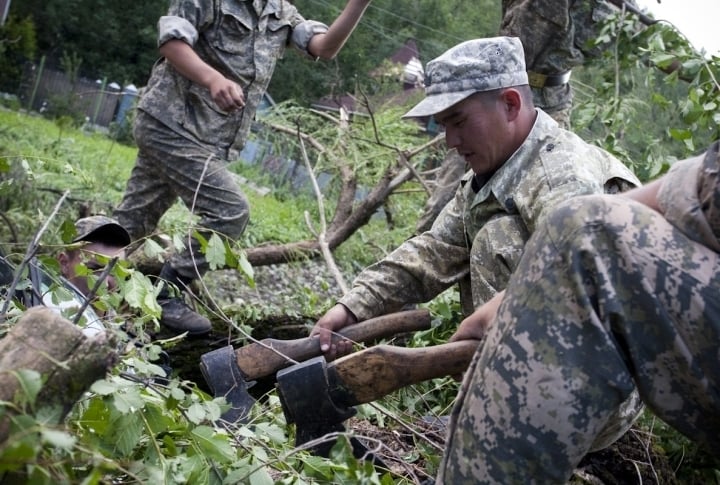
[91,77,107,125]
[28,55,45,111]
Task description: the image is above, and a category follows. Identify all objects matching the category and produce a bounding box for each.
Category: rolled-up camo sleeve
[291,20,329,56]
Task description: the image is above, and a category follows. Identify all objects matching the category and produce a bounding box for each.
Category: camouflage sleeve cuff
[158,16,198,47]
[338,292,382,322]
[290,20,329,57]
[658,148,720,251]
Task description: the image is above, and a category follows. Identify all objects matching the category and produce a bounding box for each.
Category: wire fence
[17,57,138,128]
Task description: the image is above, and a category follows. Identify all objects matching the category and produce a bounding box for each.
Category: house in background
[311,38,427,121]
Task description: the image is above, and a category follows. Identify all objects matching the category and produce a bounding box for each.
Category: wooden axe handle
[235,309,432,381]
[330,340,480,405]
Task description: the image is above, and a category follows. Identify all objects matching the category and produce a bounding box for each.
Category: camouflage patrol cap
[73,215,131,247]
[403,36,529,118]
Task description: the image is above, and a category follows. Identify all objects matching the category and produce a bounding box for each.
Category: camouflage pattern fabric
[116,0,327,279]
[114,113,249,281]
[438,142,720,483]
[500,0,615,118]
[415,6,615,255]
[73,215,131,247]
[403,37,529,119]
[139,0,326,161]
[415,149,469,235]
[339,109,640,320]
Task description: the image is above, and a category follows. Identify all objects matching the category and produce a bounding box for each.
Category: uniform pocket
[182,83,242,149]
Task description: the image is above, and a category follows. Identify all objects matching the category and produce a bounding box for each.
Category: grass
[4,108,717,484]
[0,108,424,270]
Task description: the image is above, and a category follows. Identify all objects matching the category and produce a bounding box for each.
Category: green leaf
[186,402,206,424]
[237,250,255,287]
[142,403,171,436]
[113,412,143,456]
[172,232,187,253]
[121,271,161,317]
[113,386,145,414]
[90,378,122,396]
[78,397,111,435]
[253,422,286,444]
[41,428,76,450]
[0,437,38,473]
[12,369,43,405]
[205,233,226,271]
[143,238,167,261]
[191,425,236,463]
[668,128,692,141]
[59,217,77,244]
[248,466,274,485]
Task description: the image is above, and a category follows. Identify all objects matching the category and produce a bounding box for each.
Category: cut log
[0,307,118,444]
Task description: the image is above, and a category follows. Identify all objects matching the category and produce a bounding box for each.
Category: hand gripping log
[199,309,432,423]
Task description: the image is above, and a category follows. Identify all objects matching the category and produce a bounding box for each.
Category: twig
[0,211,19,244]
[356,87,432,194]
[71,255,118,325]
[1,190,69,315]
[295,117,349,294]
[178,150,248,339]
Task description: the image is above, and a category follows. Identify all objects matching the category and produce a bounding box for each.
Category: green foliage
[10,0,498,105]
[0,15,37,93]
[2,12,720,474]
[571,11,719,181]
[10,0,166,86]
[270,0,499,105]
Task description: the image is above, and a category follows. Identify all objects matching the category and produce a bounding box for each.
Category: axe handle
[235,309,432,381]
[330,340,480,405]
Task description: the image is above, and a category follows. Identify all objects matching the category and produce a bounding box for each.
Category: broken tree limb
[0,307,119,444]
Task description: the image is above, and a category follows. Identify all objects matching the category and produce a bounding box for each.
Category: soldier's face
[435,92,515,176]
[59,242,126,297]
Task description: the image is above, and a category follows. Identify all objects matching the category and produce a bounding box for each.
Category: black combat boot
[157,264,212,336]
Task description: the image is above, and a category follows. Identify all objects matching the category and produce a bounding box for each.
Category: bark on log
[0,307,118,444]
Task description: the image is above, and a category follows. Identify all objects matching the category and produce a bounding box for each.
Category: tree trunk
[0,307,118,444]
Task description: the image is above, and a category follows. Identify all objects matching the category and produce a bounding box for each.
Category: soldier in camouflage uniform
[500,0,618,128]
[312,38,643,447]
[113,0,372,335]
[439,141,720,483]
[416,0,616,238]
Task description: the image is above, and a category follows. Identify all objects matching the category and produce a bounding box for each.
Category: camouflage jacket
[658,141,720,252]
[500,0,614,74]
[138,0,327,160]
[339,110,640,320]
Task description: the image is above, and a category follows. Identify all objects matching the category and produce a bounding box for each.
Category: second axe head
[199,309,433,423]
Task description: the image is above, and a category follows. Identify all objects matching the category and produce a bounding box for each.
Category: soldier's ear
[500,88,522,121]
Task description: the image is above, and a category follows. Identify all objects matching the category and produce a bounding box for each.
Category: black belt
[527,70,572,88]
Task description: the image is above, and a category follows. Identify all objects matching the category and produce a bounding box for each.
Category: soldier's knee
[227,197,251,238]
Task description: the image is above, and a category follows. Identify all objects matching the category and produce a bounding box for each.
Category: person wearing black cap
[56,216,131,324]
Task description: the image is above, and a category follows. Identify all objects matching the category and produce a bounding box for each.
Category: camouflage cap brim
[402,89,479,118]
[402,36,529,119]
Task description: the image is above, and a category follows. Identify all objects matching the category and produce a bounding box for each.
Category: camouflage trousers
[439,194,720,484]
[533,84,572,129]
[114,112,250,281]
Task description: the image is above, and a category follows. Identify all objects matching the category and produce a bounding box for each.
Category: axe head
[200,345,256,423]
[276,356,386,466]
